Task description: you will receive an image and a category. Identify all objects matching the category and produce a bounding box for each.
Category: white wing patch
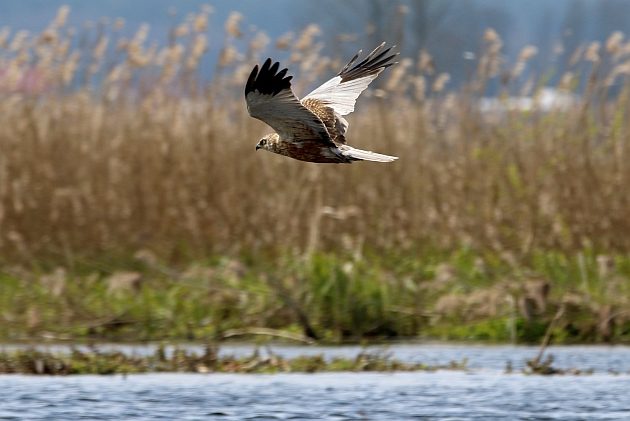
[303,72,383,116]
[303,43,397,117]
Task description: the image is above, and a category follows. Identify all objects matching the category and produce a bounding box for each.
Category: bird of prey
[245,43,398,164]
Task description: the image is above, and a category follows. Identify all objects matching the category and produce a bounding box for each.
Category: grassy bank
[2,249,630,344]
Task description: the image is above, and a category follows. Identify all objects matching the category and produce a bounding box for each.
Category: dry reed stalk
[1,10,630,264]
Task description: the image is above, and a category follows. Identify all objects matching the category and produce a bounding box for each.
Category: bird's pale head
[255,133,279,152]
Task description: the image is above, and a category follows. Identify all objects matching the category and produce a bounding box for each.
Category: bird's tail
[340,146,398,163]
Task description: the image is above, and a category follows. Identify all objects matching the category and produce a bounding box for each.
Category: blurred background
[1,0,630,345]
[6,0,630,87]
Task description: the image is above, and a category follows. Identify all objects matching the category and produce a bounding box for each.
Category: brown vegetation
[1,8,630,263]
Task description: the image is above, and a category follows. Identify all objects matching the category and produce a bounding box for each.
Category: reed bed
[1,7,630,342]
[1,7,629,261]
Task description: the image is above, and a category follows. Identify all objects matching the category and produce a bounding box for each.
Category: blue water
[2,344,630,420]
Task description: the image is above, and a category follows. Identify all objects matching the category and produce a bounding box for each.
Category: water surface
[2,344,630,420]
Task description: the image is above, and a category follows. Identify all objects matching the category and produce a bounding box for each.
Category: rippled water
[2,344,630,420]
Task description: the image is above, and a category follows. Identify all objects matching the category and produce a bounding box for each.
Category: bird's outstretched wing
[245,58,333,145]
[303,42,398,116]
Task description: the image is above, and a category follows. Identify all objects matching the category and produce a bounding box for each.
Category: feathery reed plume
[295,24,321,51]
[511,45,538,78]
[585,41,600,63]
[606,31,624,56]
[275,32,293,50]
[432,72,450,92]
[225,11,243,38]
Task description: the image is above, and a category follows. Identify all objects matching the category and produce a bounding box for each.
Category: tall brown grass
[2,7,630,265]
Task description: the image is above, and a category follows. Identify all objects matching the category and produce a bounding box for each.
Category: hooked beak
[255,144,261,151]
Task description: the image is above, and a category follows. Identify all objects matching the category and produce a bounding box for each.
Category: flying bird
[245,43,399,164]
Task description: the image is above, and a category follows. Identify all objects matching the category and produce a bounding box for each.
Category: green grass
[2,248,629,344]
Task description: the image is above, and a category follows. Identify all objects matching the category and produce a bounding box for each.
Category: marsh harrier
[245,43,398,163]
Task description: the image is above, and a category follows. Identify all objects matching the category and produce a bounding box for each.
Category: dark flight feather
[245,58,293,96]
[338,42,398,83]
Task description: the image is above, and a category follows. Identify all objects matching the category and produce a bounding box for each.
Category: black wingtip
[338,42,398,83]
[245,58,292,97]
[245,65,259,96]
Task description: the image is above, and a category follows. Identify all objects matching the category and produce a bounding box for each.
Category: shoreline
[2,341,629,376]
